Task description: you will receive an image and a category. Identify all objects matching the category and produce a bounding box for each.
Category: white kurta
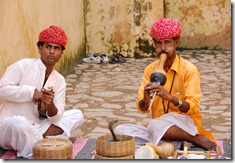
[0,58,84,158]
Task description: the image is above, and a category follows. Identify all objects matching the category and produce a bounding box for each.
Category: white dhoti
[114,112,199,149]
[0,109,83,158]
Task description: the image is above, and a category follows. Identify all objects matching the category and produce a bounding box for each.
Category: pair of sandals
[108,54,126,64]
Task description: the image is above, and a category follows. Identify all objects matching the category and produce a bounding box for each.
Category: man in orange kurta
[115,18,217,151]
[136,51,215,141]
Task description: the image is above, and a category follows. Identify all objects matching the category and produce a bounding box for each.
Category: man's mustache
[159,50,169,55]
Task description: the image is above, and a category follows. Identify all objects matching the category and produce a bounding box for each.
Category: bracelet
[175,98,183,108]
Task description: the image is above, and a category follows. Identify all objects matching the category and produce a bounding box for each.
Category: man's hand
[40,88,58,117]
[33,89,42,105]
[143,82,154,102]
[41,88,55,110]
[139,82,159,111]
[148,82,172,101]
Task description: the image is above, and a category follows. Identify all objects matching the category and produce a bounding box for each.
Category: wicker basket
[33,138,73,159]
[96,134,135,157]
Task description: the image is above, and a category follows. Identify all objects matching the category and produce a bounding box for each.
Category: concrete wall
[0,0,231,78]
[0,0,86,78]
[165,0,231,50]
[85,0,231,57]
[84,0,164,57]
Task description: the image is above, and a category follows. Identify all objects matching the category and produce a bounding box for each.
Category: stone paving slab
[65,50,231,142]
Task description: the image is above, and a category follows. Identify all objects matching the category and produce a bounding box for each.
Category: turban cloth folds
[150,18,182,40]
[39,25,68,47]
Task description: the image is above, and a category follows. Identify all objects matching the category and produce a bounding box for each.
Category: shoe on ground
[83,54,101,63]
[108,53,126,64]
[99,53,109,63]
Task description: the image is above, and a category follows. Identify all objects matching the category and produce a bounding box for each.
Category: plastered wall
[0,0,86,78]
[165,0,231,50]
[0,0,231,78]
[85,0,164,57]
[85,0,231,57]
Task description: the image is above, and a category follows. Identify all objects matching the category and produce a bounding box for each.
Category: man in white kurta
[0,25,84,158]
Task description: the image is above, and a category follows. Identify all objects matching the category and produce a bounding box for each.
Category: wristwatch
[175,98,183,108]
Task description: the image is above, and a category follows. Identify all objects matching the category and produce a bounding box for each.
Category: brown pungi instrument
[38,86,54,118]
[33,138,73,159]
[148,53,167,111]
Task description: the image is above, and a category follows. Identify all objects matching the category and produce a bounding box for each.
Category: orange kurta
[136,53,216,141]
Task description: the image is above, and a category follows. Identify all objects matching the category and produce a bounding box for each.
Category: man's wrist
[170,95,183,108]
[175,98,183,108]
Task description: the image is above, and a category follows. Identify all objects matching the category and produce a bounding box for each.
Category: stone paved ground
[65,50,231,142]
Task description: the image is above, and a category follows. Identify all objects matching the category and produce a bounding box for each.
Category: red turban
[150,18,182,40]
[39,25,68,47]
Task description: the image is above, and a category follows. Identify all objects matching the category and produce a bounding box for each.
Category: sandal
[108,55,119,64]
[108,54,126,64]
[116,54,126,63]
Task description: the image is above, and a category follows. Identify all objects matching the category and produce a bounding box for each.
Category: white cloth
[0,58,84,158]
[114,113,199,149]
[0,58,66,124]
[0,109,83,158]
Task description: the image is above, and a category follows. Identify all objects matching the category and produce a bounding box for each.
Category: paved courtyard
[65,50,231,142]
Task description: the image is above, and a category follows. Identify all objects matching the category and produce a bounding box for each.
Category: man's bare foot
[43,124,64,138]
[194,135,217,151]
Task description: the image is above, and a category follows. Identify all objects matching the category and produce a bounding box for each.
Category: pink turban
[39,25,68,47]
[150,18,182,40]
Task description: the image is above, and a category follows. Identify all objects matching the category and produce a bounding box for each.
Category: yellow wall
[0,0,231,78]
[165,0,231,50]
[85,0,164,57]
[0,0,86,77]
[85,0,231,57]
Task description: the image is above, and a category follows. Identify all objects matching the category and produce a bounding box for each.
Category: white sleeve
[0,62,35,102]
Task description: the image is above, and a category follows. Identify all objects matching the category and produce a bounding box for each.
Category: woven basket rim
[33,138,73,159]
[96,134,134,142]
[96,134,135,157]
